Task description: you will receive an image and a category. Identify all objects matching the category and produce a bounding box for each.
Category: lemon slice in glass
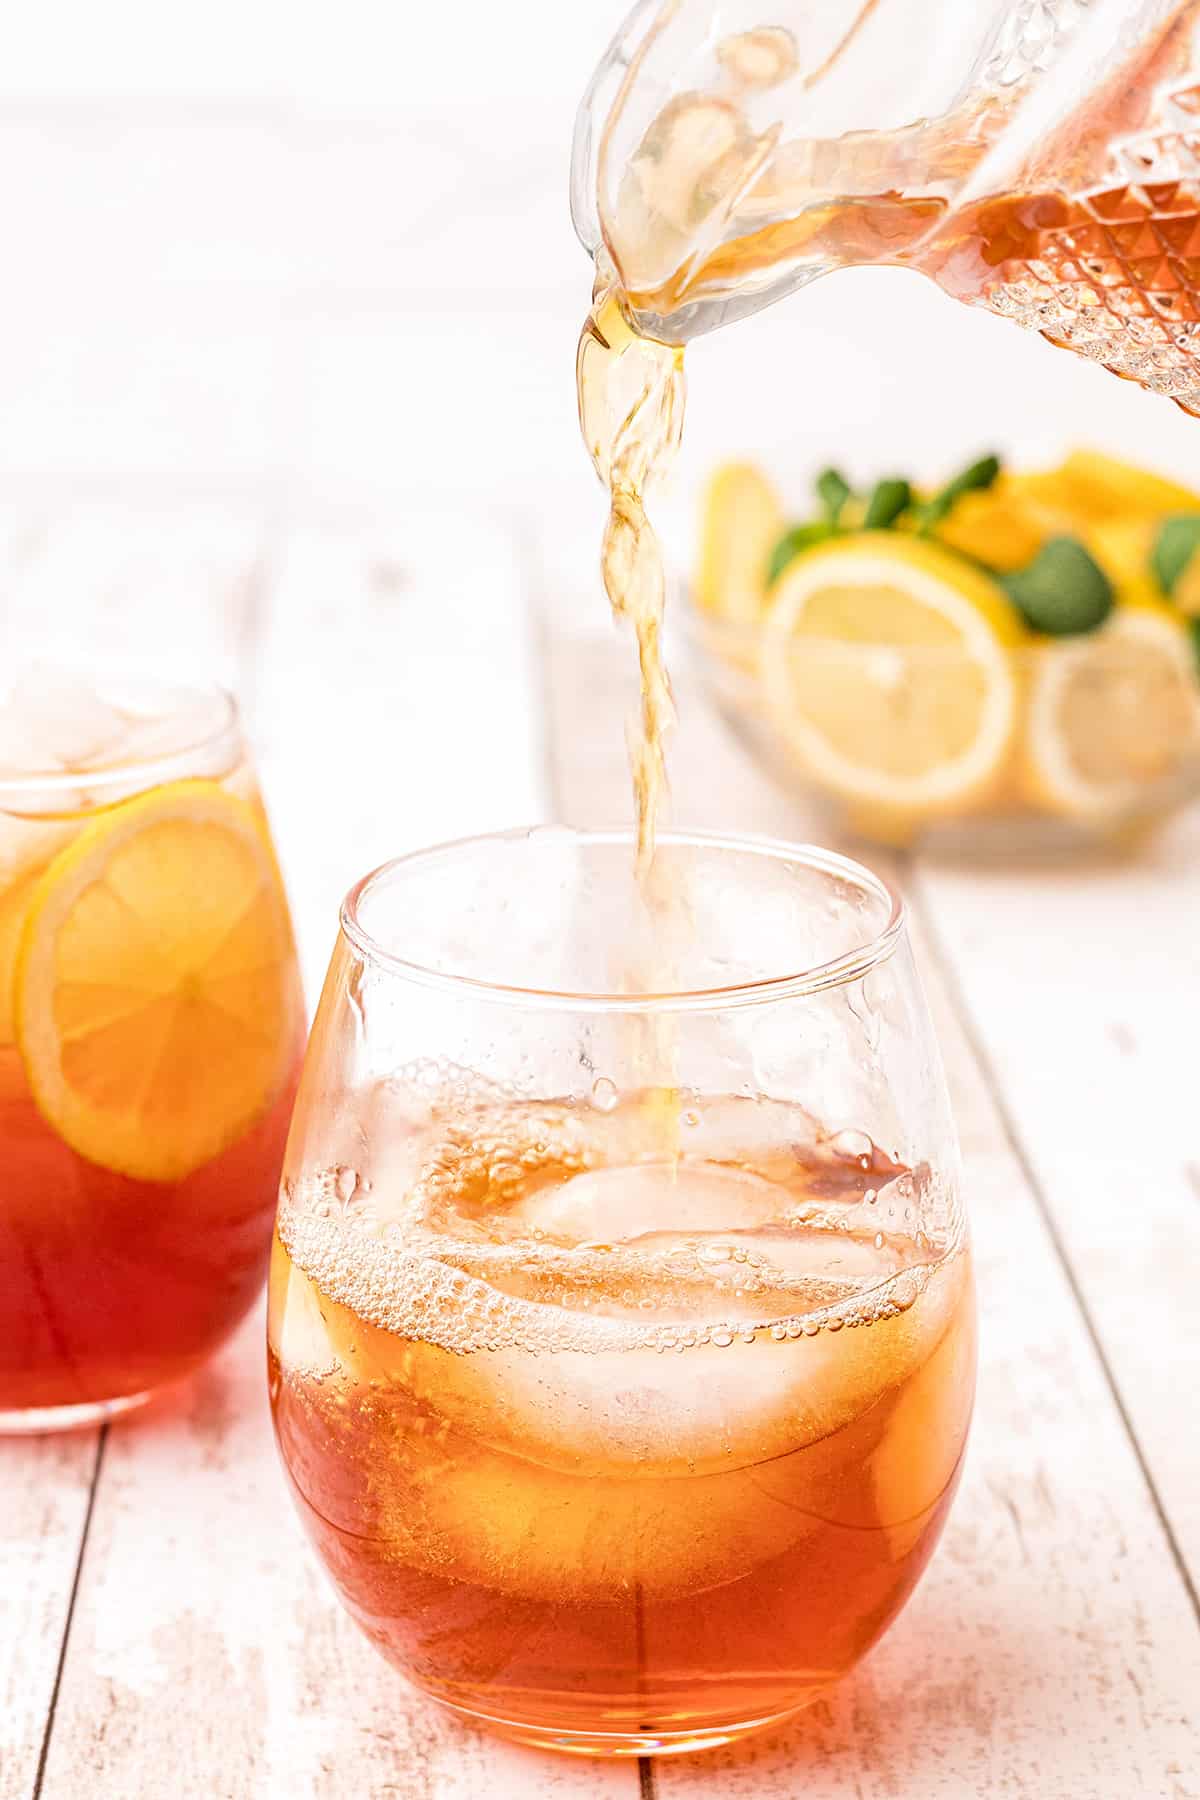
[760,532,1022,817]
[15,779,300,1182]
[1021,603,1200,822]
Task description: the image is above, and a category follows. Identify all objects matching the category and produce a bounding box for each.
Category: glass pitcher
[572,0,1200,407]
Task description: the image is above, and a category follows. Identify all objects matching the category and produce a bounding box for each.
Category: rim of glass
[340,826,906,1014]
[0,680,241,804]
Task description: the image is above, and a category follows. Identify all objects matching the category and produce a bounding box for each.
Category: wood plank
[35,521,634,1797]
[36,1309,635,1800]
[253,509,548,1000]
[0,508,134,1796]
[0,1433,101,1800]
[541,616,1200,1796]
[911,821,1200,1593]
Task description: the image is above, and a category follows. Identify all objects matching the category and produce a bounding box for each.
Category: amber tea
[268,828,973,1756]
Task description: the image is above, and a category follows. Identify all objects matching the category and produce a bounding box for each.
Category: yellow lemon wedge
[933,476,1072,573]
[696,461,783,624]
[14,779,300,1182]
[1083,516,1157,591]
[760,533,1023,819]
[1022,604,1200,822]
[1012,450,1200,524]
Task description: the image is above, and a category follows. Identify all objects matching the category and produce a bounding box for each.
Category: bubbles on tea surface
[890,1274,920,1312]
[277,1078,955,1378]
[591,1076,619,1112]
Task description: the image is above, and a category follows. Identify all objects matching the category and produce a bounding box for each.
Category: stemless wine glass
[0,668,306,1432]
[269,827,975,1759]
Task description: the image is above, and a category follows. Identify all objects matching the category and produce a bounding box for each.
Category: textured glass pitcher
[572,0,1200,408]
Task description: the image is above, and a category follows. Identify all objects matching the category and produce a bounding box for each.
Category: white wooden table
[2,506,1199,1800]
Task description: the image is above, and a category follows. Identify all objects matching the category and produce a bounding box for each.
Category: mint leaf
[1000,536,1114,636]
[1151,515,1200,596]
[863,478,912,530]
[917,453,1001,534]
[815,468,852,524]
[767,520,835,586]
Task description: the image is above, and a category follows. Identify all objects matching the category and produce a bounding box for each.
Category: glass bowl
[684,600,1200,855]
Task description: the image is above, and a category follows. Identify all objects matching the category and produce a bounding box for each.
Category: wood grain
[253,510,548,999]
[6,519,1199,1797]
[912,825,1200,1596]
[542,620,1200,1797]
[0,1433,100,1800]
[28,521,635,1797]
[36,1310,638,1800]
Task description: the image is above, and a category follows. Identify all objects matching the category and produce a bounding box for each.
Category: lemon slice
[1022,604,1200,822]
[760,532,1022,816]
[0,822,82,1045]
[695,460,782,624]
[15,779,300,1182]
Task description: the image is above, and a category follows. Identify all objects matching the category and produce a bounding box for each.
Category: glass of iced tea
[269,828,975,1757]
[0,670,305,1432]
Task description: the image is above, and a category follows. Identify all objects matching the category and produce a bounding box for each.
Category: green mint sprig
[766,520,836,586]
[1150,514,1200,672]
[815,467,852,524]
[1150,515,1200,596]
[763,452,1119,642]
[767,454,998,588]
[913,454,1001,534]
[999,537,1114,636]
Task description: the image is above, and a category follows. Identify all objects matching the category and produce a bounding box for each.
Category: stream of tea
[577,3,1200,888]
[577,277,685,877]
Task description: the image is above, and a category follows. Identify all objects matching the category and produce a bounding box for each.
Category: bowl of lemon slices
[688,449,1200,850]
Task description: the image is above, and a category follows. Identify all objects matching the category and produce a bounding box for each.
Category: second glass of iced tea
[0,671,305,1431]
[269,828,975,1757]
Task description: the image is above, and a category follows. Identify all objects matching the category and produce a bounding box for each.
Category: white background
[4,0,1200,563]
[5,17,1200,1798]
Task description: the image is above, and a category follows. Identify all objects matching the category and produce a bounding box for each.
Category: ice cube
[268,1248,342,1381]
[383,1266,970,1601]
[632,95,745,235]
[676,1092,821,1168]
[715,26,798,91]
[85,688,230,774]
[0,667,128,775]
[397,1264,938,1483]
[387,1407,815,1602]
[507,1159,789,1246]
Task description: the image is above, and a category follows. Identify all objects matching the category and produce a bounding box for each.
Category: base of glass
[431,1693,816,1758]
[0,1388,157,1436]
